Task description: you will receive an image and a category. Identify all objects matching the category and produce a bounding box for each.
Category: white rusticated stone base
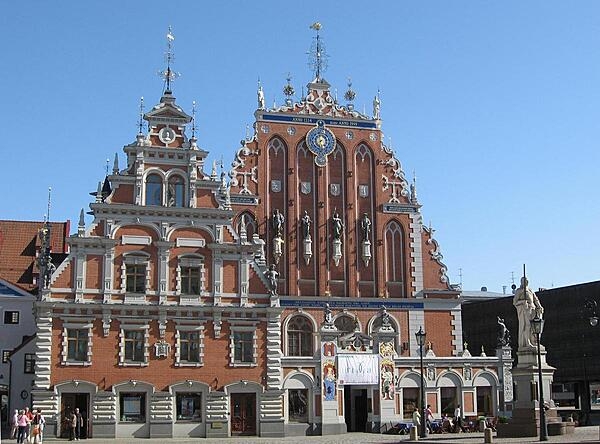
[450,309,463,356]
[408,310,425,356]
[409,213,424,297]
[205,392,228,438]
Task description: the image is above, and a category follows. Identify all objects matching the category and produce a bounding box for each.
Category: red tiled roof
[0,220,70,292]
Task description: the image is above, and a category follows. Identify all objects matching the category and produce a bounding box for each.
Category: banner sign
[337,354,379,385]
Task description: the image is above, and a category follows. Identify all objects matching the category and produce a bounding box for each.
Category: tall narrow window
[288,389,309,423]
[180,331,201,363]
[287,316,313,357]
[167,175,185,207]
[67,329,88,361]
[126,264,146,293]
[145,174,163,206]
[24,353,35,374]
[124,330,145,362]
[233,332,254,363]
[384,220,405,297]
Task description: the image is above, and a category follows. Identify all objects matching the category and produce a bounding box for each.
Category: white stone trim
[122,235,152,245]
[228,324,258,367]
[176,238,206,248]
[450,309,463,356]
[409,212,424,296]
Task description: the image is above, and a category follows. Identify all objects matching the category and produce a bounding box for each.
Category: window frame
[119,392,147,423]
[175,392,202,422]
[288,388,309,423]
[60,322,93,366]
[24,353,35,374]
[174,324,205,367]
[287,315,314,357]
[118,324,149,367]
[4,311,19,324]
[229,324,258,367]
[121,252,150,297]
[145,173,163,206]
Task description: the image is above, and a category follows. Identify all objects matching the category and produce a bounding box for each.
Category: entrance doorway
[230,393,256,436]
[60,393,90,439]
[344,387,368,432]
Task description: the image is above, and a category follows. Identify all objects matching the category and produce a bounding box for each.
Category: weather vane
[138,96,145,134]
[159,26,180,92]
[191,100,197,139]
[308,22,328,81]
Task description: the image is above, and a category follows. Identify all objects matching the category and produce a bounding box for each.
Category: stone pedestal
[497,347,557,438]
[320,323,346,435]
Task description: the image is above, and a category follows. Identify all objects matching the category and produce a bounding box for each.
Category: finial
[191,100,197,139]
[283,73,295,106]
[113,153,119,175]
[46,187,52,223]
[308,22,328,81]
[138,96,145,135]
[245,124,250,141]
[344,77,356,106]
[78,208,85,236]
[410,170,418,203]
[159,26,179,93]
[334,88,338,104]
[105,158,110,176]
[257,78,265,110]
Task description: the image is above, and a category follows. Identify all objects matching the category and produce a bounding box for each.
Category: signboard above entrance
[337,354,379,385]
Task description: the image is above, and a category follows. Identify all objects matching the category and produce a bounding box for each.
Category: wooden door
[230,393,256,436]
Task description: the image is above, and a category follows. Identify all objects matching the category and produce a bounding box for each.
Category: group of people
[411,404,466,434]
[64,407,85,441]
[10,407,45,444]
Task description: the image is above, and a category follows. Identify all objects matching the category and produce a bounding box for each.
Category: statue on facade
[272,209,284,237]
[301,210,311,240]
[264,264,279,296]
[258,84,265,110]
[381,305,390,327]
[332,212,343,240]
[361,212,372,241]
[324,303,334,324]
[373,93,381,120]
[497,316,511,347]
[513,276,544,350]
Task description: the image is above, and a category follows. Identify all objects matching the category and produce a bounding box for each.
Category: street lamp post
[415,326,427,438]
[531,315,548,442]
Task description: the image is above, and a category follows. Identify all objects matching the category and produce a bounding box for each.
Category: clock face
[306,120,335,167]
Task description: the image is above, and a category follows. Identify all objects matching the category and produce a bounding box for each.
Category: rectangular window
[126,264,146,293]
[124,330,145,362]
[67,329,88,361]
[181,266,201,294]
[120,392,146,422]
[2,350,10,363]
[4,311,19,324]
[288,389,309,423]
[441,387,457,415]
[180,331,201,362]
[590,383,600,410]
[24,353,35,373]
[233,332,254,363]
[403,387,419,420]
[176,392,202,421]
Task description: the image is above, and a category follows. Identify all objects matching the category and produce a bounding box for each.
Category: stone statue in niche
[301,210,312,240]
[332,212,343,240]
[272,209,284,237]
[264,264,279,296]
[361,213,372,241]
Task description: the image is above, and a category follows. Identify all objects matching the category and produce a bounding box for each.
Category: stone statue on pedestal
[513,277,544,350]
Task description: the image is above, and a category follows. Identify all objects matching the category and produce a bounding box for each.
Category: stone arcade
[31,27,512,438]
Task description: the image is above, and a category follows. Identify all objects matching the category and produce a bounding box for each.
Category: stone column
[372,324,398,433]
[319,315,345,435]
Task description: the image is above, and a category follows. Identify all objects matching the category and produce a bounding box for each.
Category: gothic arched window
[145,174,163,206]
[384,220,405,296]
[287,316,313,357]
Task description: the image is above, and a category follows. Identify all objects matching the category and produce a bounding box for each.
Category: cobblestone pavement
[3,427,599,443]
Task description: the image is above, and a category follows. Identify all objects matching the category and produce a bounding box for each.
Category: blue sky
[1,1,599,293]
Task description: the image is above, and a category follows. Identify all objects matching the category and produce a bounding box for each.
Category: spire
[191,100,197,139]
[137,96,145,135]
[410,170,418,204]
[113,153,119,175]
[159,26,179,93]
[308,22,328,82]
[37,187,53,293]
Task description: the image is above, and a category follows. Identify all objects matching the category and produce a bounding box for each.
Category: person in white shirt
[453,404,463,432]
